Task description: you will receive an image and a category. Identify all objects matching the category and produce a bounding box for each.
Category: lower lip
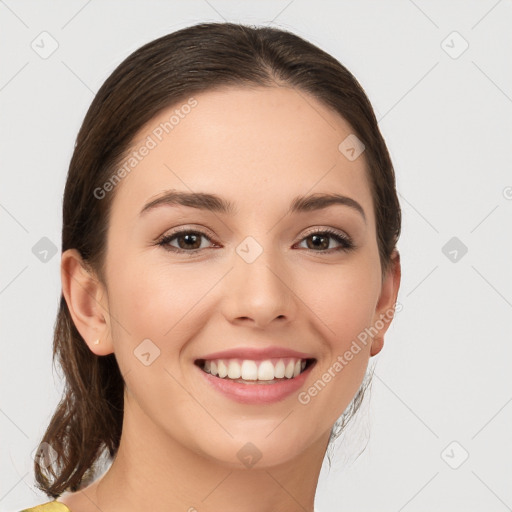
[197,363,314,404]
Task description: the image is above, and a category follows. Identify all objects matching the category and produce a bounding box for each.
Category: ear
[370,249,401,357]
[61,249,114,356]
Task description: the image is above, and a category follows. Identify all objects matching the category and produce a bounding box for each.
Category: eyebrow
[139,190,366,223]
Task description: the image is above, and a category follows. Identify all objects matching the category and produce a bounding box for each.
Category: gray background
[1,1,511,510]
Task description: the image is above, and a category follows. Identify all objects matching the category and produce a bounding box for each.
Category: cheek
[300,259,380,342]
[106,252,222,360]
[292,263,379,419]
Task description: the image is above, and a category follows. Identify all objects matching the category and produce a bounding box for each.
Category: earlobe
[60,249,114,356]
[370,249,401,357]
[370,337,384,357]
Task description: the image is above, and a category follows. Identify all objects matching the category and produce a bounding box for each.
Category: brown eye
[297,229,354,253]
[174,232,202,250]
[157,230,215,253]
[306,233,330,250]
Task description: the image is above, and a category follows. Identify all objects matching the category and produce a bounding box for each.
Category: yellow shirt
[19,501,72,512]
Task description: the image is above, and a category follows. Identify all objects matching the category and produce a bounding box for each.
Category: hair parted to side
[34,22,401,498]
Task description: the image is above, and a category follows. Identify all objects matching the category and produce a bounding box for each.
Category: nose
[221,243,297,329]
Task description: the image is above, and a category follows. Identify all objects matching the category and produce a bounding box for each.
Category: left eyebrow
[289,193,366,223]
[139,190,366,224]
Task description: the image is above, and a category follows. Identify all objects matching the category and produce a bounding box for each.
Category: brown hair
[34,21,401,498]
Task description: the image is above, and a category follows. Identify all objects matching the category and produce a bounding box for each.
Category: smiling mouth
[194,357,316,384]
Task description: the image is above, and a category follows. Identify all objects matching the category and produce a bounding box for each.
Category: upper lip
[196,346,315,361]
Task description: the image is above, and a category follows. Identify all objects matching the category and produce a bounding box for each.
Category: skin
[59,85,400,512]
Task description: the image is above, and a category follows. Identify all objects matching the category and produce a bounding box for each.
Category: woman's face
[97,85,399,468]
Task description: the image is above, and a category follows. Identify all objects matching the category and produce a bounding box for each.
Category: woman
[21,21,401,512]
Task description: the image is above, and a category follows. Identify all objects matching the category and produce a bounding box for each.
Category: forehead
[110,85,374,224]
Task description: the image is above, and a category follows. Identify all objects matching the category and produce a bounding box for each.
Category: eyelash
[155,227,354,255]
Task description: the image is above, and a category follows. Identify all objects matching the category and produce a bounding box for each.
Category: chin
[192,426,319,470]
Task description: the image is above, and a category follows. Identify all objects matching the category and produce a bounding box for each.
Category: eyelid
[157,224,351,241]
[155,226,219,250]
[157,224,217,241]
[155,224,355,254]
[300,226,350,240]
[296,226,354,250]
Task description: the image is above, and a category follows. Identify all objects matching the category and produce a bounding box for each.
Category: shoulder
[18,500,72,512]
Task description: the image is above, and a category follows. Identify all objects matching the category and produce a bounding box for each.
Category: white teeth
[218,360,228,378]
[258,360,275,381]
[227,360,241,379]
[284,360,295,378]
[274,359,285,378]
[200,357,311,381]
[241,360,258,380]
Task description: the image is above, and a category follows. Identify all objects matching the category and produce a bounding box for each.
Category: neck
[77,393,330,512]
